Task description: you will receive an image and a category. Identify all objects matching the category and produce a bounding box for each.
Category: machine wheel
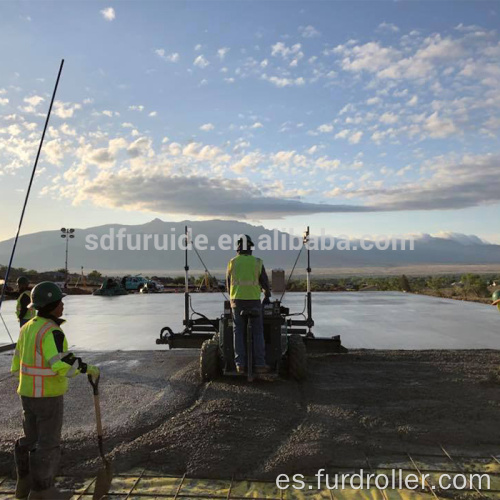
[200,338,221,381]
[287,334,307,381]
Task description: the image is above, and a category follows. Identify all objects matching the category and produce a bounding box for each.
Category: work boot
[14,440,31,499]
[236,365,246,374]
[15,476,30,499]
[28,486,72,499]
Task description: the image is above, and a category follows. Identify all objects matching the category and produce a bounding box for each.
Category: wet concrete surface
[2,348,500,480]
[1,292,499,350]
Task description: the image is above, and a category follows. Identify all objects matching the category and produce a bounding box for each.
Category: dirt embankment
[1,349,500,479]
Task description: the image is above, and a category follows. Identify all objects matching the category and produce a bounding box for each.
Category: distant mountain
[0,219,499,275]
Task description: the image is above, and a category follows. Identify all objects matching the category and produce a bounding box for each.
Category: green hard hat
[17,276,29,286]
[29,281,66,310]
[493,290,500,302]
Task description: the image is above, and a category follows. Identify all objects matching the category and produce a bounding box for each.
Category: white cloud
[60,123,76,136]
[349,131,363,144]
[408,95,418,106]
[122,122,134,128]
[53,101,82,119]
[335,129,349,140]
[155,49,180,63]
[193,55,209,68]
[250,122,263,129]
[217,47,230,60]
[366,97,381,106]
[149,111,157,117]
[231,152,264,173]
[423,112,457,138]
[24,95,44,107]
[338,42,400,73]
[299,25,321,38]
[262,75,305,87]
[315,157,341,171]
[0,98,8,106]
[271,42,303,60]
[377,22,400,33]
[379,112,399,124]
[317,124,334,133]
[194,44,202,51]
[334,129,363,144]
[129,105,144,112]
[100,7,115,21]
[200,123,215,131]
[44,139,69,166]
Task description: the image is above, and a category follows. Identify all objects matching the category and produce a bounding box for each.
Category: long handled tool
[88,375,113,499]
[0,60,64,348]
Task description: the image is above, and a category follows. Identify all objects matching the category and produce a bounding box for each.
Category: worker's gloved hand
[262,296,271,305]
[86,364,100,380]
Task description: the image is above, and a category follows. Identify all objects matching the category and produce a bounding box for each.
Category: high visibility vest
[16,290,36,321]
[227,255,263,300]
[11,317,78,397]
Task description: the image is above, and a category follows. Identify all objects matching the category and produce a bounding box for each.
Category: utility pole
[60,228,75,288]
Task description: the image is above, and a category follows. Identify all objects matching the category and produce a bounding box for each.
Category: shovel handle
[88,373,100,395]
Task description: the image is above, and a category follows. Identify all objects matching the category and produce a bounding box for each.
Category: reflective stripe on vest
[21,364,57,376]
[15,317,70,397]
[32,321,56,397]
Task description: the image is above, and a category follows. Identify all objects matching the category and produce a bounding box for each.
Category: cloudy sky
[1,1,499,243]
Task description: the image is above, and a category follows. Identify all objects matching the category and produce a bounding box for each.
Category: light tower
[60,228,75,288]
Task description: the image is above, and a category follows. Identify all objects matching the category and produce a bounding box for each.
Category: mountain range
[0,219,499,276]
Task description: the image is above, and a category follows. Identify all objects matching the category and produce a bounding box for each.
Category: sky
[1,1,500,244]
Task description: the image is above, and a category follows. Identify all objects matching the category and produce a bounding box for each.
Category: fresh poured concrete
[1,292,499,350]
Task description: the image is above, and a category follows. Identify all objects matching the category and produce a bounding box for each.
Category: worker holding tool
[226,235,271,374]
[10,281,100,500]
[16,277,35,328]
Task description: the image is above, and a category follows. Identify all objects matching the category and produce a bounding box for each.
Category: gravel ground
[1,349,500,479]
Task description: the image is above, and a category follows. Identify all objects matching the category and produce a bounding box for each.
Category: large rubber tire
[287,334,307,381]
[200,338,221,381]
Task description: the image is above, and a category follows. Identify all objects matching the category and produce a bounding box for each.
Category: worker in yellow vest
[226,235,271,374]
[11,282,100,500]
[16,277,35,328]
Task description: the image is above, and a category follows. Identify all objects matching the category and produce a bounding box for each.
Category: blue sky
[1,1,499,243]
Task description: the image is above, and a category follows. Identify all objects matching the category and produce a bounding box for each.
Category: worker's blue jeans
[232,305,266,368]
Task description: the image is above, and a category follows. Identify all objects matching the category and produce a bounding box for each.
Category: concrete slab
[1,292,499,350]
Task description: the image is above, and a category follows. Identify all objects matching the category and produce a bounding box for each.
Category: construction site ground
[1,349,500,498]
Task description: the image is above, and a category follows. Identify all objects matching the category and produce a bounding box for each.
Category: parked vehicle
[121,275,148,291]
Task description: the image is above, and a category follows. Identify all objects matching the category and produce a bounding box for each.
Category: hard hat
[29,281,66,310]
[17,276,29,287]
[237,234,255,250]
[493,290,500,302]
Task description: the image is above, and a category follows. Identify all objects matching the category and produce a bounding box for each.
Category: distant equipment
[271,269,286,294]
[121,275,148,291]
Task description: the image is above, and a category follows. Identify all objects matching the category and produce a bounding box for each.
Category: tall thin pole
[184,226,190,332]
[0,60,65,341]
[304,226,313,335]
[65,236,69,288]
